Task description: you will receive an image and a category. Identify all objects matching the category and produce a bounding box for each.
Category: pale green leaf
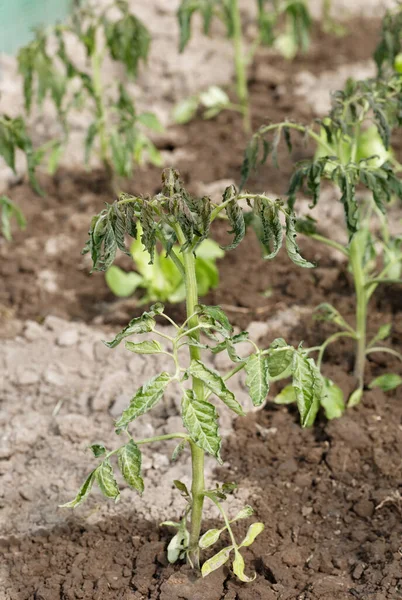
[201,546,233,577]
[103,311,157,348]
[369,373,402,392]
[274,384,296,405]
[348,387,363,407]
[117,440,144,494]
[232,505,254,521]
[239,522,265,548]
[95,459,120,502]
[125,339,163,354]
[292,352,323,427]
[321,378,345,420]
[167,528,190,563]
[267,339,294,379]
[245,353,269,406]
[188,360,244,415]
[199,528,224,549]
[115,372,171,429]
[172,96,199,124]
[137,112,164,132]
[232,549,256,583]
[182,390,222,460]
[105,266,143,298]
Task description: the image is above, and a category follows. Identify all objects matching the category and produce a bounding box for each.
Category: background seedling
[62,168,325,579]
[242,71,402,410]
[17,0,163,194]
[176,0,312,131]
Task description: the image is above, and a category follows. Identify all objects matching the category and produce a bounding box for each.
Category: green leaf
[274,384,296,405]
[245,353,269,407]
[232,549,256,583]
[188,360,245,416]
[266,339,294,379]
[196,304,233,336]
[348,388,363,407]
[137,112,164,132]
[201,546,233,577]
[255,198,283,259]
[104,12,150,77]
[369,323,392,346]
[239,522,264,548]
[89,443,106,457]
[181,390,222,461]
[59,470,96,508]
[172,439,187,462]
[125,339,163,354]
[105,266,143,298]
[173,480,190,498]
[314,303,353,332]
[103,311,157,348]
[0,195,26,241]
[95,459,120,502]
[84,122,98,165]
[285,212,315,268]
[222,195,245,251]
[232,505,254,521]
[369,373,402,392]
[47,142,63,175]
[291,352,323,427]
[172,96,199,124]
[115,372,171,430]
[117,440,144,494]
[199,528,224,549]
[321,378,345,420]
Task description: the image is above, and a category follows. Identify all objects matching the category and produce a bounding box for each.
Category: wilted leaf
[125,339,163,354]
[95,459,120,501]
[369,373,402,392]
[89,443,106,457]
[182,390,222,461]
[199,528,224,549]
[239,521,264,548]
[103,311,157,348]
[188,360,244,415]
[201,546,233,577]
[115,372,171,430]
[285,213,315,268]
[59,470,96,508]
[291,352,323,427]
[117,440,144,494]
[245,353,269,406]
[232,549,256,583]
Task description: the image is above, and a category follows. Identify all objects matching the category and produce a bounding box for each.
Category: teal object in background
[0,0,72,55]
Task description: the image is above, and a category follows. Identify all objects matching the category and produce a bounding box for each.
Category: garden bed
[1,9,402,600]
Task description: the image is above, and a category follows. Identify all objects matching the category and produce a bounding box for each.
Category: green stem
[316,331,357,369]
[349,233,368,389]
[232,0,250,132]
[175,225,205,570]
[366,346,402,361]
[91,50,119,196]
[308,233,349,258]
[258,122,335,156]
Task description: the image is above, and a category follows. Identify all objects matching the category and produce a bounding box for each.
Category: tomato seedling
[62,168,325,580]
[242,74,402,410]
[0,195,26,241]
[175,0,311,131]
[17,0,163,194]
[106,225,224,303]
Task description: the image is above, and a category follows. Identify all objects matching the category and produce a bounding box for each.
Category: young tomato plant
[106,225,224,303]
[18,0,162,194]
[175,0,311,131]
[242,75,402,410]
[374,3,402,76]
[0,195,26,241]
[62,168,324,580]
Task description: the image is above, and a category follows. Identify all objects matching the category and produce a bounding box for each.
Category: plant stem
[175,226,205,570]
[349,232,367,390]
[231,0,250,132]
[91,50,119,196]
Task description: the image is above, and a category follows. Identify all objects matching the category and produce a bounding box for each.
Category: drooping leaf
[199,528,225,549]
[173,479,190,498]
[245,353,269,407]
[59,470,96,508]
[187,360,245,416]
[89,443,106,458]
[266,339,294,379]
[285,212,315,268]
[221,196,245,251]
[369,323,392,347]
[232,549,256,583]
[103,11,150,77]
[117,440,144,494]
[274,384,296,405]
[167,526,190,563]
[239,522,265,548]
[125,340,163,354]
[201,546,233,577]
[0,196,26,241]
[313,303,353,332]
[369,373,402,392]
[103,311,157,348]
[181,390,222,461]
[115,372,171,430]
[321,378,345,420]
[95,459,120,502]
[172,439,187,462]
[196,305,233,336]
[291,352,323,427]
[255,198,283,259]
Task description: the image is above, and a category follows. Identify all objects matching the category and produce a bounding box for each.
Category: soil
[1,12,402,600]
[0,18,391,333]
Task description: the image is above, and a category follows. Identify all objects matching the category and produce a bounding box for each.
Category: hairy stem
[175,226,205,570]
[232,0,250,132]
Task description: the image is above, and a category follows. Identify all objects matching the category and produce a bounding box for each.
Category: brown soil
[3,306,401,600]
[0,18,388,332]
